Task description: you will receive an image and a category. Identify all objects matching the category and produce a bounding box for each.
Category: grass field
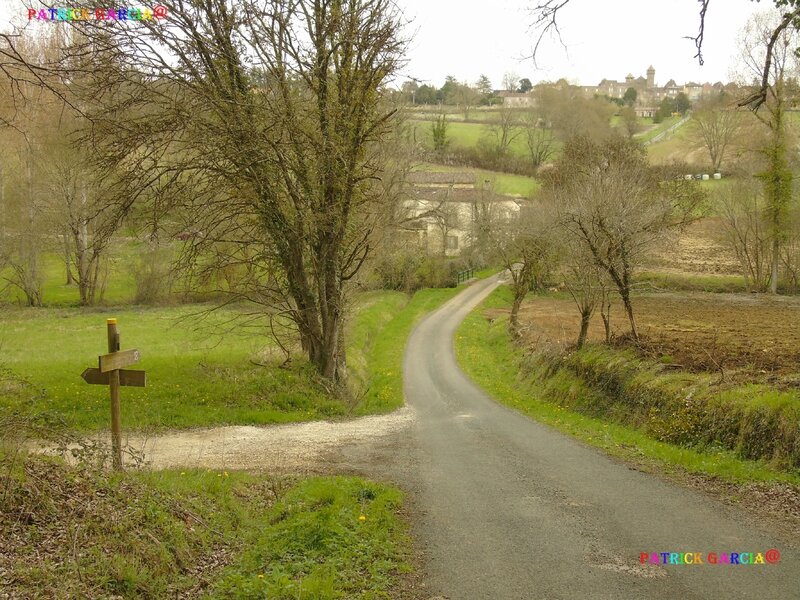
[0,285,460,431]
[1,243,141,307]
[645,116,705,165]
[1,452,410,599]
[635,115,681,143]
[406,107,514,123]
[411,118,530,157]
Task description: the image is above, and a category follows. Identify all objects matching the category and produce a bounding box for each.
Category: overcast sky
[0,0,771,89]
[396,0,769,89]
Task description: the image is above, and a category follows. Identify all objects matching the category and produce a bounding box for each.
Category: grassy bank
[411,119,529,157]
[1,451,408,599]
[455,286,800,483]
[356,287,462,415]
[636,270,748,294]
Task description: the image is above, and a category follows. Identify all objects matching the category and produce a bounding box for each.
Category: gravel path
[123,406,414,471]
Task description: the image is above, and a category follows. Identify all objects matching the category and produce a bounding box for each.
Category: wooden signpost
[81,319,146,470]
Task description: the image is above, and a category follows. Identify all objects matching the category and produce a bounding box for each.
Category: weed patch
[0,449,408,599]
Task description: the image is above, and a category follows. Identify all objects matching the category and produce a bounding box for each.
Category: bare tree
[691,94,742,172]
[0,87,49,307]
[451,81,481,119]
[495,201,558,337]
[40,147,126,306]
[563,242,603,349]
[542,136,705,340]
[502,72,521,93]
[523,109,556,169]
[534,84,615,141]
[1,1,406,384]
[484,105,521,157]
[716,180,772,292]
[619,106,640,138]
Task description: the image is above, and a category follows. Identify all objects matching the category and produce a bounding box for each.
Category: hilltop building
[498,67,732,113]
[580,66,730,115]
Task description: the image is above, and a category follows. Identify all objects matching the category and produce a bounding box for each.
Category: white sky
[396,0,769,89]
[0,0,771,89]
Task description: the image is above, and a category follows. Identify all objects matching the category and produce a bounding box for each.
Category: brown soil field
[645,218,740,276]
[502,291,800,381]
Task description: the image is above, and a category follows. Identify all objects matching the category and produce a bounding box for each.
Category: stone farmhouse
[495,91,536,108]
[400,172,523,256]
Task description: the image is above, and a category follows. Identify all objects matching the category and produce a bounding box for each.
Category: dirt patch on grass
[506,291,800,381]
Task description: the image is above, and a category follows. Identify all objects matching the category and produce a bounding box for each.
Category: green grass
[2,452,409,599]
[211,475,408,598]
[411,119,529,157]
[455,286,800,484]
[645,117,699,164]
[356,287,462,415]
[407,106,514,123]
[0,282,463,431]
[0,304,342,430]
[635,115,681,143]
[414,162,540,197]
[346,291,408,394]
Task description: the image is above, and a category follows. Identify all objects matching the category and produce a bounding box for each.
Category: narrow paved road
[341,275,798,600]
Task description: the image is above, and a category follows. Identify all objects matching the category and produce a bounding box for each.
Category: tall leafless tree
[2,1,406,384]
[541,136,705,340]
[690,94,742,172]
[495,201,558,337]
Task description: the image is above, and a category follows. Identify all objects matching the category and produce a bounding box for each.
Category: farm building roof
[409,187,516,204]
[406,171,476,185]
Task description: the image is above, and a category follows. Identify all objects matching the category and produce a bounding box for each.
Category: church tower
[647,65,655,89]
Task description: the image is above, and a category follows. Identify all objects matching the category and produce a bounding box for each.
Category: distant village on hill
[499,66,736,116]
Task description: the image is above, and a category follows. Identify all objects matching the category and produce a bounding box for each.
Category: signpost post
[81,318,145,470]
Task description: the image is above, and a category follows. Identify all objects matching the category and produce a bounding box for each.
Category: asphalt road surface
[341,274,798,600]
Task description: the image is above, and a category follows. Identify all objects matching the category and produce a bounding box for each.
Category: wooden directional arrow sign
[99,349,141,373]
[82,368,146,388]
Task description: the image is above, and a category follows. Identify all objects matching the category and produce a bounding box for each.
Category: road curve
[391,274,796,600]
